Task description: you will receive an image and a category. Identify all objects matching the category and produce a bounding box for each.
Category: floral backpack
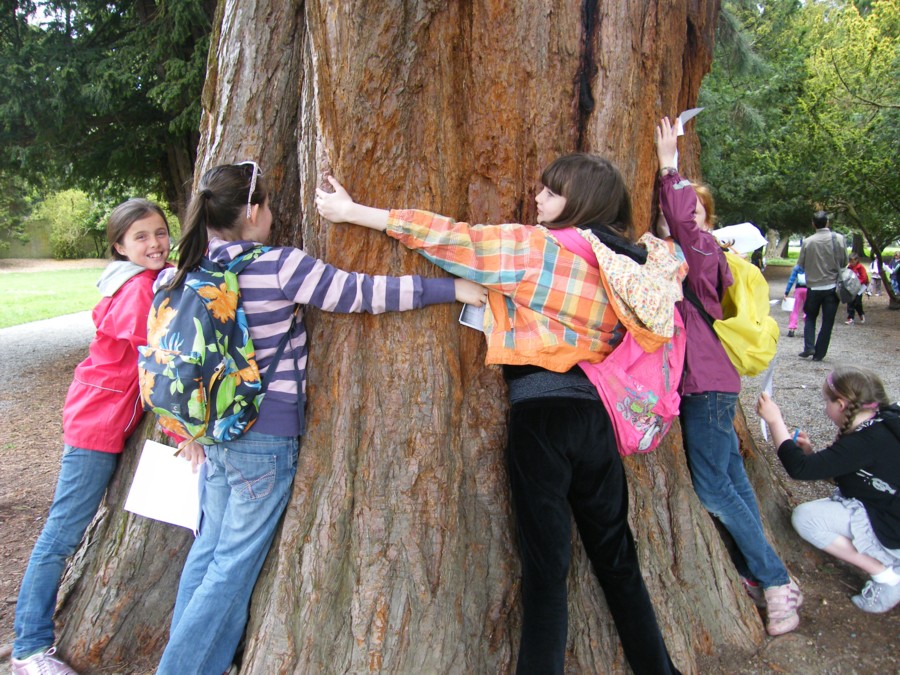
[552,227,686,455]
[138,247,296,445]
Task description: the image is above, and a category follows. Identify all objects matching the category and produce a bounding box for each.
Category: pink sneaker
[764,580,803,636]
[10,647,78,674]
[741,577,766,608]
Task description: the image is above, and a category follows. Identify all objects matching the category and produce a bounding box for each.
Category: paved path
[0,312,94,390]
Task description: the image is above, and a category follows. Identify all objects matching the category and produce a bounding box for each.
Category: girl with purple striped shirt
[156,162,486,675]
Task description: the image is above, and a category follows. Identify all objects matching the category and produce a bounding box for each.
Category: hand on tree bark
[315,176,389,231]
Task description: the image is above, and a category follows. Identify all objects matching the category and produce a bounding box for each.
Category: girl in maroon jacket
[654,117,801,636]
[11,199,171,675]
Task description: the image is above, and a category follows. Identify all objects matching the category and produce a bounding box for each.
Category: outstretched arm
[315,176,388,231]
[315,176,487,307]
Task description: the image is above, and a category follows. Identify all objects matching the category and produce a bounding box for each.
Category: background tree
[699,0,899,284]
[52,1,813,673]
[790,0,900,304]
[698,0,817,240]
[0,0,215,214]
[0,168,31,254]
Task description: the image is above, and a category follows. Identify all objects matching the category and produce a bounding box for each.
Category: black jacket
[778,404,900,549]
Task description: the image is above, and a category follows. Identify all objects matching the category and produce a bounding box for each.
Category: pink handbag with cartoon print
[552,227,685,455]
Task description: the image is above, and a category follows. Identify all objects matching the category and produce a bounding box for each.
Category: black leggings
[507,397,679,675]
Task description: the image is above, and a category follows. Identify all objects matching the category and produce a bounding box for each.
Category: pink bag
[552,227,686,455]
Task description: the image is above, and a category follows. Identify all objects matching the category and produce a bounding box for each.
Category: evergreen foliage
[699,0,899,262]
[0,0,214,213]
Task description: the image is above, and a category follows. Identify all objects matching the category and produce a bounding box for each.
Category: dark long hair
[540,153,634,242]
[169,163,268,288]
[107,199,169,261]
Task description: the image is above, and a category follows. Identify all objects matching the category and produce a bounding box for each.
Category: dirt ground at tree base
[0,260,898,673]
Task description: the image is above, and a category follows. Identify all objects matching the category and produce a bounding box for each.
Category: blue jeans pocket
[223,449,277,501]
[714,395,737,432]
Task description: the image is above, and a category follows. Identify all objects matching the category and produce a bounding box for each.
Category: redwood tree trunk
[56,1,808,672]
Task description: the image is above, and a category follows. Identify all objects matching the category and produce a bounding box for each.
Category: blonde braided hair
[823,366,890,437]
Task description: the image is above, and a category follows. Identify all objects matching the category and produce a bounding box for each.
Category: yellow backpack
[685,251,779,376]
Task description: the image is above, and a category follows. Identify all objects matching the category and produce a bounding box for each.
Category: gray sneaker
[851,578,900,614]
[10,647,78,674]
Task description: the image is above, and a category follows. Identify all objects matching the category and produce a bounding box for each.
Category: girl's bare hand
[654,117,679,168]
[177,440,206,473]
[315,175,355,223]
[756,392,782,425]
[454,279,489,307]
[795,431,814,455]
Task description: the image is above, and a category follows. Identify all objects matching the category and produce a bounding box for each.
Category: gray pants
[793,496,900,568]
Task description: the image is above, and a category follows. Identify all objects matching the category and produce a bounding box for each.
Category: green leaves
[700,0,899,249]
[0,1,214,211]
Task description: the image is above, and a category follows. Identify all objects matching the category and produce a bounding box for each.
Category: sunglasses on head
[236,161,263,219]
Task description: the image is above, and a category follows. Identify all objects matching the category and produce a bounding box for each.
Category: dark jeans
[507,398,678,675]
[846,293,864,320]
[803,288,839,358]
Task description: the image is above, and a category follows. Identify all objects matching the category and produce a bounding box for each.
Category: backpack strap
[830,233,845,273]
[681,282,716,331]
[220,245,300,398]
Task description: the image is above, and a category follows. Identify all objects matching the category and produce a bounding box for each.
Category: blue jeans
[680,393,789,588]
[157,431,298,675]
[13,446,118,658]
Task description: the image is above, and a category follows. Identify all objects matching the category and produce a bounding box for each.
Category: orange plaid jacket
[386,209,684,373]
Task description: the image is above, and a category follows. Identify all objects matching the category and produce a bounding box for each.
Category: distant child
[868,259,881,296]
[845,253,868,325]
[892,252,900,294]
[11,199,172,675]
[757,367,900,614]
[155,162,485,675]
[316,153,684,674]
[784,264,807,338]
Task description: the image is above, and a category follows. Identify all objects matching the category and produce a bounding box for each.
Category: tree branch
[830,53,900,110]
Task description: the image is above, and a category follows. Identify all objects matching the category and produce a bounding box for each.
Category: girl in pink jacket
[12,199,171,675]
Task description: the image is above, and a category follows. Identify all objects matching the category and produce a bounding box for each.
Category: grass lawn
[0,268,104,328]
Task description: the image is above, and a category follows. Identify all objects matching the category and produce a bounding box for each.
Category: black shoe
[788,330,795,338]
[799,350,814,358]
[812,356,824,362]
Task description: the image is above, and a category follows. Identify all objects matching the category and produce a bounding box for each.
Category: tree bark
[53,1,812,672]
[766,228,782,259]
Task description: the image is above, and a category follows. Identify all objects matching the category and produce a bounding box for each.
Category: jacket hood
[96,260,147,297]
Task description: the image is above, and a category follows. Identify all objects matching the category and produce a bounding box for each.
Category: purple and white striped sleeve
[275,248,455,313]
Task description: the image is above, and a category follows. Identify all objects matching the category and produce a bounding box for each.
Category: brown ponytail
[167,164,268,289]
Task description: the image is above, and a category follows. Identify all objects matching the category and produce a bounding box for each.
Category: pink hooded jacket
[62,264,160,453]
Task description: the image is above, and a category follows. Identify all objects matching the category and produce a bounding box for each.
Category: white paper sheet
[675,107,704,136]
[124,439,205,535]
[672,107,704,167]
[712,222,768,255]
[759,358,776,442]
[459,304,486,332]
